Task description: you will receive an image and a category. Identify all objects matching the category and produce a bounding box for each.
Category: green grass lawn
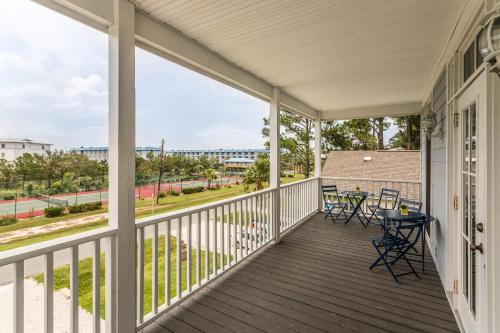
[32,235,227,318]
[1,174,307,250]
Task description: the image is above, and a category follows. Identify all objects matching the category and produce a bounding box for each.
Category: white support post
[270,87,281,243]
[107,0,136,332]
[314,116,323,212]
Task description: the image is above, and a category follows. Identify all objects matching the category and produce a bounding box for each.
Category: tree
[321,121,352,154]
[263,110,314,178]
[370,117,390,150]
[243,157,269,191]
[389,115,421,150]
[343,119,377,150]
[202,168,218,188]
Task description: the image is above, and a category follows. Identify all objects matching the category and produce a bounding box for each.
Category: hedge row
[68,201,102,214]
[0,217,17,226]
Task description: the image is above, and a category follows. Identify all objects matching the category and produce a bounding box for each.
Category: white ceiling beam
[320,102,421,121]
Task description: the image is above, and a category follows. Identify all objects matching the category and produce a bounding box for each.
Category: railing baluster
[204,210,209,282]
[220,206,225,269]
[213,208,217,275]
[176,218,182,299]
[245,199,249,256]
[165,220,171,306]
[92,241,100,333]
[228,203,232,266]
[233,202,237,261]
[14,261,24,333]
[70,246,79,333]
[45,252,53,333]
[250,196,255,251]
[238,201,243,261]
[137,228,144,323]
[152,223,159,313]
[187,215,192,292]
[196,211,201,286]
[105,235,116,333]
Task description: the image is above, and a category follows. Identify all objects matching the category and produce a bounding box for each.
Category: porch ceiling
[135,0,465,117]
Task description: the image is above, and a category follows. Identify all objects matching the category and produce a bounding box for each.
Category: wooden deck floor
[142,213,459,333]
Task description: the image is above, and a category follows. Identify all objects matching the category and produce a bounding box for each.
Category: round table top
[341,191,373,197]
[377,209,428,222]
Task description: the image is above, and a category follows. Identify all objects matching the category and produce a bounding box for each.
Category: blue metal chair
[367,188,400,224]
[322,185,348,222]
[369,216,428,283]
[398,198,422,213]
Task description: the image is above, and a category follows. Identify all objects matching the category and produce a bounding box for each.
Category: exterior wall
[166,149,268,163]
[0,140,51,161]
[428,70,449,285]
[74,147,160,161]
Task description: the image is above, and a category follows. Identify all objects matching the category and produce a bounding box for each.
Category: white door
[456,72,486,333]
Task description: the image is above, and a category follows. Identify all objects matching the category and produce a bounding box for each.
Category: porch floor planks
[149,213,459,333]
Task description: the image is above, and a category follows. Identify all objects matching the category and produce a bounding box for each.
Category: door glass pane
[463,174,469,236]
[463,108,469,172]
[463,239,469,300]
[470,175,476,316]
[471,103,477,173]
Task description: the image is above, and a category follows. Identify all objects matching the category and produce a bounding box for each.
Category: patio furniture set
[322,185,433,284]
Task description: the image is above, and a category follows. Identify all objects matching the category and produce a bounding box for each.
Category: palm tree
[202,168,217,188]
[243,157,269,191]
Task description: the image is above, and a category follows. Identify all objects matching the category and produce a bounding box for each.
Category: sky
[0,0,269,151]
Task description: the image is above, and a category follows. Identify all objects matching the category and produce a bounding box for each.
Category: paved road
[0,213,264,285]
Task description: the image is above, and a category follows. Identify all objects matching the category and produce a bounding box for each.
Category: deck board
[150,213,459,333]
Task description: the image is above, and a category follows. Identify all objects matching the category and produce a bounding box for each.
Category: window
[1,153,4,158]
[22,144,25,149]
[42,145,45,150]
[463,32,486,82]
[464,42,475,82]
[1,144,4,148]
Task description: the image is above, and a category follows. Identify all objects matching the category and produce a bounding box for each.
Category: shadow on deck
[143,213,459,333]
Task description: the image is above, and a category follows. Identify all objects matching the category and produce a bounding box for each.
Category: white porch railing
[0,226,118,333]
[0,176,422,332]
[134,177,319,329]
[321,176,422,208]
[280,178,320,232]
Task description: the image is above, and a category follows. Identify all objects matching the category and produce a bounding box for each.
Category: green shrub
[158,192,167,198]
[287,174,294,178]
[44,206,65,217]
[0,217,17,226]
[169,191,180,196]
[181,186,204,195]
[68,201,102,214]
[2,195,15,200]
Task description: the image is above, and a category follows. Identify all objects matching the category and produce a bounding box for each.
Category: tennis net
[35,195,69,206]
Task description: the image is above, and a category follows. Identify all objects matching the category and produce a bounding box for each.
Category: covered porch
[143,213,458,333]
[3,0,500,332]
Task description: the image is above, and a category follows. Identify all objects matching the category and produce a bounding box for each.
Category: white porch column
[270,87,281,243]
[314,116,323,212]
[107,0,136,332]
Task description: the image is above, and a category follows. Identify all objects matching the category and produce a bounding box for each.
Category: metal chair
[369,216,428,283]
[322,185,348,222]
[367,188,400,224]
[398,198,422,213]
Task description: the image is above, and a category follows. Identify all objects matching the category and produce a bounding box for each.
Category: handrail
[280,176,318,189]
[320,176,421,184]
[136,187,275,228]
[0,226,117,266]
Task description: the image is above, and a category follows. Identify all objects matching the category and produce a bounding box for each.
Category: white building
[72,146,161,161]
[166,148,268,163]
[0,138,52,161]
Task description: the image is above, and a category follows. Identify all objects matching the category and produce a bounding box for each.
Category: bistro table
[376,209,432,274]
[341,191,373,227]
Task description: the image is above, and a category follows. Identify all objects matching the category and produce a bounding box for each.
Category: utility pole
[156,138,165,204]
